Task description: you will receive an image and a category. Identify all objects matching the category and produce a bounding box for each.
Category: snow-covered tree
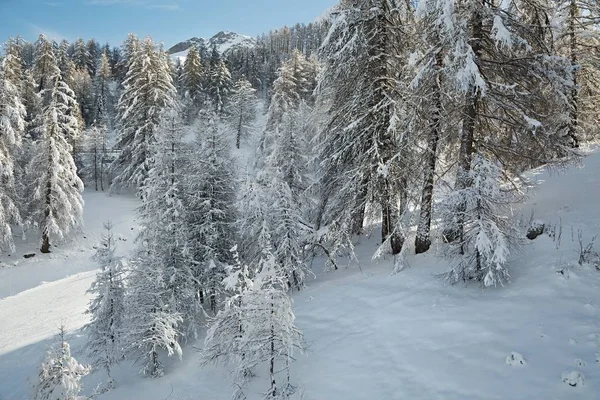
[85,222,126,388]
[228,77,258,148]
[136,109,200,339]
[181,44,204,117]
[28,39,84,254]
[316,0,412,255]
[200,246,254,398]
[440,155,521,287]
[110,36,177,191]
[442,0,576,251]
[202,249,304,400]
[73,38,93,77]
[207,53,233,113]
[552,0,600,143]
[0,37,26,251]
[123,251,183,377]
[33,327,91,400]
[185,111,238,313]
[409,0,456,254]
[83,122,109,191]
[92,52,113,126]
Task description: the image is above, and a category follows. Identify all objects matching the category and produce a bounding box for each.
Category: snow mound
[561,370,585,387]
[505,352,527,366]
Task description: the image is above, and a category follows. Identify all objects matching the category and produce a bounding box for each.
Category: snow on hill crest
[168,31,256,61]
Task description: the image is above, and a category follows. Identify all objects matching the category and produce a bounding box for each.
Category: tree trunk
[415,51,443,255]
[445,9,483,254]
[41,130,53,254]
[568,0,580,148]
[351,178,368,235]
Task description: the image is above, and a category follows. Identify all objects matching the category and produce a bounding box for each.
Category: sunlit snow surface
[1,149,600,399]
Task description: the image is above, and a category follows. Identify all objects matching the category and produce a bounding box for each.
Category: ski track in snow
[2,152,600,399]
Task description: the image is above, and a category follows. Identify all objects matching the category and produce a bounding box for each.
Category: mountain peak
[168,31,256,58]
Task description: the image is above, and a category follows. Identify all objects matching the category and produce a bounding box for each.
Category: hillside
[168,31,256,61]
[1,149,599,400]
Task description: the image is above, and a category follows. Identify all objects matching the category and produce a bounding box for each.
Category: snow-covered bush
[440,155,521,287]
[33,329,91,400]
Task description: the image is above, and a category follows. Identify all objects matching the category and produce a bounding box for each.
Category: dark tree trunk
[415,51,443,255]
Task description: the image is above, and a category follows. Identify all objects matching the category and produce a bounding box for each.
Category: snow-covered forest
[1,0,600,399]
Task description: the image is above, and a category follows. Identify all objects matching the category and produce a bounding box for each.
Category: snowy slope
[1,152,600,399]
[169,31,256,62]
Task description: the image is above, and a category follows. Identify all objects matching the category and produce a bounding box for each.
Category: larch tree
[552,0,600,143]
[411,0,455,254]
[28,36,84,254]
[207,51,233,113]
[185,111,238,314]
[0,37,26,251]
[93,52,113,126]
[137,108,200,340]
[316,0,412,256]
[440,0,575,284]
[228,77,258,149]
[85,222,126,389]
[33,327,91,400]
[181,44,204,119]
[110,36,177,192]
[123,248,183,377]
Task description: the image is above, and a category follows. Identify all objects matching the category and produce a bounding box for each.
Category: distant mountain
[168,31,256,59]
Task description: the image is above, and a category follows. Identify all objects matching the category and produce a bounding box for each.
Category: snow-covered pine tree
[33,327,91,400]
[0,37,26,251]
[262,111,311,290]
[240,251,304,399]
[83,122,109,191]
[552,0,600,143]
[110,36,177,192]
[439,154,520,287]
[316,0,412,255]
[73,38,94,77]
[442,0,576,256]
[207,51,233,113]
[123,251,183,377]
[136,108,199,340]
[28,37,84,254]
[85,222,126,388]
[228,77,258,148]
[411,0,456,254]
[181,44,204,119]
[185,111,238,313]
[200,246,254,399]
[93,51,113,126]
[202,247,304,400]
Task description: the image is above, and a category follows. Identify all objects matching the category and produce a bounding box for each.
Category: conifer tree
[185,111,238,313]
[181,44,204,117]
[228,77,258,148]
[93,52,113,126]
[110,36,177,191]
[33,327,91,400]
[0,38,26,251]
[137,109,199,339]
[316,0,411,255]
[207,49,233,113]
[29,37,84,253]
[85,222,126,388]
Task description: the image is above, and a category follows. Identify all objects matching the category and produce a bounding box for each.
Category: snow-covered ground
[1,152,600,399]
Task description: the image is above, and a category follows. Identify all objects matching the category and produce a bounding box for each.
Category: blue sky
[0,0,337,47]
